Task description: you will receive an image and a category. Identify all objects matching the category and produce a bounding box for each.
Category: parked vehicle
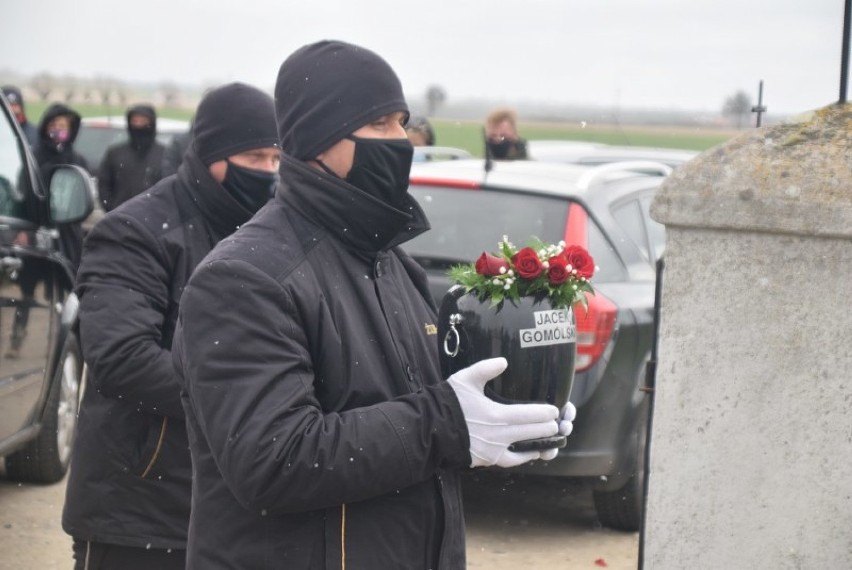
[527,139,698,169]
[404,158,668,530]
[75,115,191,170]
[413,145,472,162]
[0,93,95,483]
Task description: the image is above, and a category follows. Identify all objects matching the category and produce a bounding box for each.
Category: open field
[21,102,740,157]
[434,118,739,155]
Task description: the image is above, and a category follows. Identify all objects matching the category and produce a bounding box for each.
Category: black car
[405,158,668,530]
[0,93,94,483]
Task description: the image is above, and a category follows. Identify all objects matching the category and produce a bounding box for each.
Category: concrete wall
[645,104,852,568]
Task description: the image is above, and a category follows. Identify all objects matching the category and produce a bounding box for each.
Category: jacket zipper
[140,417,169,478]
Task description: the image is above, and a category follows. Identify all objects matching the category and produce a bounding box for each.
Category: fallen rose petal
[594,558,608,567]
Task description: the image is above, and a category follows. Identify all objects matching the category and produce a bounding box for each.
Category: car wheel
[592,403,648,531]
[5,334,83,483]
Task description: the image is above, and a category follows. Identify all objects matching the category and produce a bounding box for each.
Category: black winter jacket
[172,155,472,569]
[98,130,165,212]
[62,149,260,551]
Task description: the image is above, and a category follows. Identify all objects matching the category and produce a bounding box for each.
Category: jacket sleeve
[174,258,471,514]
[76,210,184,418]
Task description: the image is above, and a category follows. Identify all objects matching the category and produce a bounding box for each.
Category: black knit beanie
[192,82,280,166]
[275,40,409,160]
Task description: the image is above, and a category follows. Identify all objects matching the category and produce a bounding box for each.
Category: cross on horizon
[751,80,767,128]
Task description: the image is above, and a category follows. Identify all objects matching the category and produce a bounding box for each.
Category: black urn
[438,285,577,448]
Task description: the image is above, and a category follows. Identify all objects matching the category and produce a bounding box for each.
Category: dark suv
[405,158,669,531]
[0,94,94,483]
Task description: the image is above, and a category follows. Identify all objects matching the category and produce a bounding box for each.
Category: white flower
[507,269,514,277]
[492,278,501,286]
[504,284,511,290]
[542,261,550,269]
[558,240,566,248]
[499,266,507,274]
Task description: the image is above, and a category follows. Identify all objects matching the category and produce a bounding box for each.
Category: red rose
[547,256,570,284]
[561,245,595,279]
[475,252,509,277]
[511,247,544,279]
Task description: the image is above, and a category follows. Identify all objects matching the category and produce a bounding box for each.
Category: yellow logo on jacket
[424,323,437,335]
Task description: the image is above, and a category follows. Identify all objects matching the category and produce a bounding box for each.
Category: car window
[586,219,625,282]
[612,198,651,261]
[74,127,127,168]
[407,186,569,263]
[0,106,32,220]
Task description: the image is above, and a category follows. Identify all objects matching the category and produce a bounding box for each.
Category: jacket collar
[277,154,430,254]
[176,150,257,240]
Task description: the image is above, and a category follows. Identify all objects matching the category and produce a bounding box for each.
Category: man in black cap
[172,40,573,569]
[1,85,38,146]
[97,104,166,212]
[62,82,280,570]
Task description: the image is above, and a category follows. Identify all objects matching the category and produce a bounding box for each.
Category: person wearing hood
[62,82,280,570]
[33,102,89,178]
[97,104,165,212]
[171,40,574,569]
[32,102,90,271]
[1,85,38,146]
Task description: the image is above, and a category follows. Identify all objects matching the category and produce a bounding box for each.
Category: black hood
[126,103,157,134]
[37,103,82,145]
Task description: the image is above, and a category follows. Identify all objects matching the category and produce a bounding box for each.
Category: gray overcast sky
[2,0,847,114]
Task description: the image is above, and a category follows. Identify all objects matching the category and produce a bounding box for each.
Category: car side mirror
[48,165,95,224]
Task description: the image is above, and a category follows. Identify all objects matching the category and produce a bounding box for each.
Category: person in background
[32,102,90,271]
[1,85,38,146]
[61,82,280,570]
[485,107,528,160]
[171,40,574,569]
[405,114,435,146]
[97,104,165,212]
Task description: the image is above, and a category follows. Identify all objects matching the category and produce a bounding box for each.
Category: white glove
[447,357,560,468]
[539,402,577,461]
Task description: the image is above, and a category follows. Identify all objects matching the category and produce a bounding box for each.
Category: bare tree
[93,76,114,106]
[160,81,180,107]
[722,90,752,129]
[61,75,77,103]
[30,72,55,102]
[425,85,446,117]
[115,84,127,106]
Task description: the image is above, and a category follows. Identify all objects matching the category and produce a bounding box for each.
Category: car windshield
[74,127,126,168]
[406,185,570,265]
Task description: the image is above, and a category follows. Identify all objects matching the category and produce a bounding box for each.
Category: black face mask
[343,136,413,209]
[487,138,526,160]
[222,161,279,214]
[129,126,156,152]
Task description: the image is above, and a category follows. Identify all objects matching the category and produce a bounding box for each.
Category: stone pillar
[645,104,852,568]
